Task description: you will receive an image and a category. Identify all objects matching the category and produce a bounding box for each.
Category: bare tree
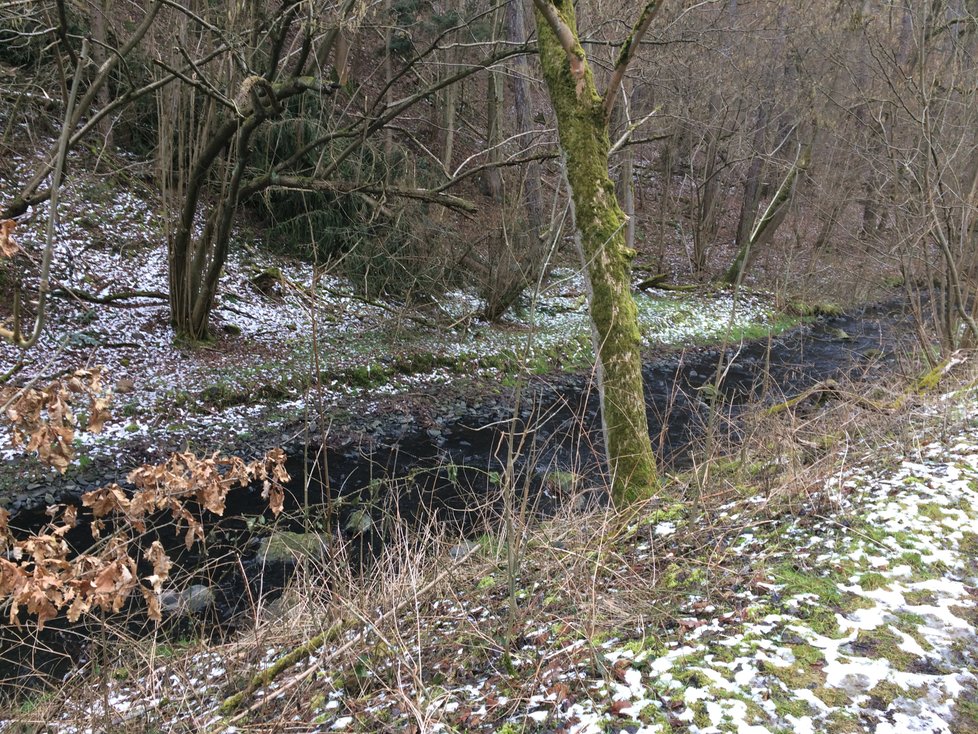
[163,0,530,339]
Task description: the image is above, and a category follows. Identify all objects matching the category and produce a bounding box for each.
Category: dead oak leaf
[143,541,171,592]
[609,699,632,717]
[0,219,19,258]
[141,586,162,623]
[82,484,130,517]
[87,396,112,433]
[262,479,284,516]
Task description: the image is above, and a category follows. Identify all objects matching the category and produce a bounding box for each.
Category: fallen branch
[765,379,893,416]
[635,277,697,293]
[914,352,967,393]
[765,380,841,416]
[634,273,668,290]
[51,287,168,306]
[0,358,25,385]
[217,620,346,716]
[265,175,478,214]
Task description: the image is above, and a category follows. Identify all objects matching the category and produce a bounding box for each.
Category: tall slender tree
[531,0,662,505]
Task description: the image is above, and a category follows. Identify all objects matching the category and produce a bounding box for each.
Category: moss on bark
[534,1,657,504]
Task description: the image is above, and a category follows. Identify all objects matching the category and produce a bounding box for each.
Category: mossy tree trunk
[532,0,661,505]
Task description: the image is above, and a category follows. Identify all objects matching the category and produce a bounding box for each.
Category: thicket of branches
[1,1,974,346]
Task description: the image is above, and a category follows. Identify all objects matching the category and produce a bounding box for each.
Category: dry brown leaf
[82,484,130,517]
[26,588,58,630]
[0,558,28,597]
[609,699,632,717]
[0,219,19,258]
[0,448,288,627]
[141,586,162,622]
[87,396,111,433]
[262,479,284,516]
[144,541,171,591]
[66,593,91,623]
[93,560,136,612]
[5,369,113,472]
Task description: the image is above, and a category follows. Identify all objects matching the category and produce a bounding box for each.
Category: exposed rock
[159,584,215,616]
[448,540,480,561]
[256,530,329,564]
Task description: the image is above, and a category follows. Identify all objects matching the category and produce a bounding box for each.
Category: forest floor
[4,371,977,733]
[0,147,792,512]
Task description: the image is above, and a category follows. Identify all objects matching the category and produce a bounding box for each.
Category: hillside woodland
[0,1,977,732]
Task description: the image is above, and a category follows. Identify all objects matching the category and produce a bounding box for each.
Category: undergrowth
[3,345,972,733]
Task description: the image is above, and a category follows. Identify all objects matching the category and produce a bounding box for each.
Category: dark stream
[0,298,918,696]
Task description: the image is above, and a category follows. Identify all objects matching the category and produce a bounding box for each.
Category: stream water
[0,298,919,696]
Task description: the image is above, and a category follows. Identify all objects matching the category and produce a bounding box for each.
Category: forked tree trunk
[734,104,768,255]
[723,143,810,284]
[533,1,657,505]
[475,0,547,322]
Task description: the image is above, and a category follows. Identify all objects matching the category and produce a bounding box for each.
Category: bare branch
[154,56,236,113]
[603,2,662,120]
[1,40,88,348]
[240,44,532,201]
[609,107,661,156]
[530,0,577,57]
[258,176,478,213]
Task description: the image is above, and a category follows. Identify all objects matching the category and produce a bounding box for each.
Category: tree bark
[532,0,657,504]
[484,2,505,200]
[692,113,721,274]
[734,104,768,256]
[92,0,114,150]
[614,79,636,252]
[508,0,544,239]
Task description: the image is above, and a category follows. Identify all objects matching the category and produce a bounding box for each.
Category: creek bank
[0,296,914,522]
[0,296,922,697]
[9,375,977,733]
[0,300,916,608]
